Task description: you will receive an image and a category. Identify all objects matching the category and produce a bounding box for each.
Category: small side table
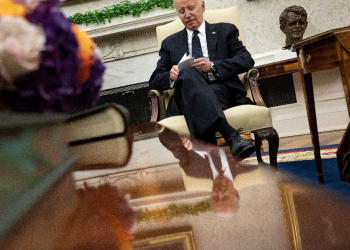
[292,26,350,184]
[256,58,299,80]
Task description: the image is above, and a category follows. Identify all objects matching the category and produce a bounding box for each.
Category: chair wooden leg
[254,128,279,169]
[253,132,266,166]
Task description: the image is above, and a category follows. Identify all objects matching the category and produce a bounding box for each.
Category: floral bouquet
[0,0,105,113]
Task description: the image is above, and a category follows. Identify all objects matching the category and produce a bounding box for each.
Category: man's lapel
[175,28,190,63]
[205,22,218,61]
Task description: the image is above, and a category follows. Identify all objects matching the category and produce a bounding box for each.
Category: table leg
[300,73,324,184]
[336,45,350,182]
[336,36,350,117]
[337,122,350,183]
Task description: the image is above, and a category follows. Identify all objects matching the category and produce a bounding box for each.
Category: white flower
[0,15,45,90]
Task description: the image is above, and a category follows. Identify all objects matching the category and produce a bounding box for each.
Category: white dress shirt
[186,21,210,61]
[170,21,216,87]
[195,147,234,182]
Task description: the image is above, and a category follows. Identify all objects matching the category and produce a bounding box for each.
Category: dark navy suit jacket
[149,21,255,117]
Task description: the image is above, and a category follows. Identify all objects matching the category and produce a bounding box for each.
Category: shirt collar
[186,21,206,38]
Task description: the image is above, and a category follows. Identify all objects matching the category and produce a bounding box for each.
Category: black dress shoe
[227,133,256,160]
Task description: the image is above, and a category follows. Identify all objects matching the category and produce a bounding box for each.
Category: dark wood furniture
[337,122,350,184]
[292,26,350,184]
[256,58,299,80]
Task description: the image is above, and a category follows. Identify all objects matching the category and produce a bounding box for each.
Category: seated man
[149,0,256,160]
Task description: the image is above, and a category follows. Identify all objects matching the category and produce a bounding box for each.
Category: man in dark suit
[159,128,257,215]
[149,0,256,160]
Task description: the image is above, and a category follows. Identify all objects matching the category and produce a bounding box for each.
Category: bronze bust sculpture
[279,5,308,49]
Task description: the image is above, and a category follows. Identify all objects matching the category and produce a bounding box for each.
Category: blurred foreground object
[0,114,78,249]
[66,104,133,170]
[65,183,135,250]
[0,108,135,249]
[0,0,105,113]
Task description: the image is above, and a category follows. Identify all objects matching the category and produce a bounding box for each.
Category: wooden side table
[256,58,299,80]
[292,26,350,184]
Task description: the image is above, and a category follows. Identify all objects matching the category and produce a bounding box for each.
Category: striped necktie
[192,30,204,59]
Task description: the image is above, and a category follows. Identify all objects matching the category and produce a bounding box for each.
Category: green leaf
[68,0,175,25]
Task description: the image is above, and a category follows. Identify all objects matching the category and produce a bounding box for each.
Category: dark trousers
[166,67,252,142]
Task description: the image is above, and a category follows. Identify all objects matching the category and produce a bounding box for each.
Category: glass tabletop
[72,122,350,250]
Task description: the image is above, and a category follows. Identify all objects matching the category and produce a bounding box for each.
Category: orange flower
[71,24,97,84]
[0,0,26,17]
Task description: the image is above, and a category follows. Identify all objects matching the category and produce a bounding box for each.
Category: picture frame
[279,182,350,250]
[133,227,196,250]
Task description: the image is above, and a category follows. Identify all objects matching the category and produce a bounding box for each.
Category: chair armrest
[247,69,266,107]
[148,90,161,122]
[149,89,174,99]
[148,89,175,122]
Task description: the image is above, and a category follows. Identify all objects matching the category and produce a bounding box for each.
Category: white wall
[63,0,350,56]
[206,0,350,55]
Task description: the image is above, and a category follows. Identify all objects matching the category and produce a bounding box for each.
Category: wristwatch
[210,62,219,78]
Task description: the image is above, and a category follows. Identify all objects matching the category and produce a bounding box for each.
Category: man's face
[211,174,240,214]
[174,0,205,31]
[284,13,308,40]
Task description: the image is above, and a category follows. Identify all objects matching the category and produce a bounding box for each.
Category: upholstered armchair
[148,7,279,167]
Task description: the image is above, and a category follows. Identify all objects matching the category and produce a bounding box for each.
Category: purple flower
[5,0,104,113]
[76,55,105,108]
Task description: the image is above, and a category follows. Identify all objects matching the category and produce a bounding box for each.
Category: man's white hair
[212,197,240,217]
[173,0,203,7]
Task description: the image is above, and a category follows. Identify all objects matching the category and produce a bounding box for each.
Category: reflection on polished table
[75,124,350,250]
[292,26,350,184]
[2,119,350,250]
